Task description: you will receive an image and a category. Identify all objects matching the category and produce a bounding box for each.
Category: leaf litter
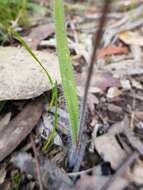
[1,0,143,189]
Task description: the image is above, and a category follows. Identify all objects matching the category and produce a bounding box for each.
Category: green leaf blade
[53,0,79,144]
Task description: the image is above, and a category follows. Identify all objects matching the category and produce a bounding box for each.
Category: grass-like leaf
[14,31,59,150]
[53,0,79,144]
[43,82,58,152]
[14,31,53,85]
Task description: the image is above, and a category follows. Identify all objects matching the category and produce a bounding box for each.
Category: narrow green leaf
[14,31,53,85]
[14,31,59,151]
[43,82,58,152]
[53,0,79,144]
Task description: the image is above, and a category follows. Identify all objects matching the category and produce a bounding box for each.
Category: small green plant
[53,0,79,145]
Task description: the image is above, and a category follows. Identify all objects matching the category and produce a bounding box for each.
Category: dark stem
[68,0,112,170]
[77,0,112,148]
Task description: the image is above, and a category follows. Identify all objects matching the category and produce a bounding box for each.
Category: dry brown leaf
[0,97,44,162]
[24,23,54,49]
[0,46,61,100]
[97,45,128,59]
[106,87,122,98]
[76,71,121,92]
[94,134,127,169]
[118,31,143,46]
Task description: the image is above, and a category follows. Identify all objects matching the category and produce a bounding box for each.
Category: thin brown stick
[77,0,112,148]
[69,0,112,172]
[30,133,44,190]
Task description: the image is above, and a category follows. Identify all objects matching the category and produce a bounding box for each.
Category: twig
[77,0,111,150]
[69,0,111,172]
[67,166,97,177]
[100,151,139,190]
[30,133,44,190]
[69,0,112,172]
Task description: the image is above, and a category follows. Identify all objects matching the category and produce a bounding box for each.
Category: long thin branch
[77,0,112,148]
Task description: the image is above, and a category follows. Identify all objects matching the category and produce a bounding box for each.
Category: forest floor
[1,0,143,190]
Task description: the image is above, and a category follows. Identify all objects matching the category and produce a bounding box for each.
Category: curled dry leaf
[0,47,61,100]
[0,97,44,162]
[94,133,127,169]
